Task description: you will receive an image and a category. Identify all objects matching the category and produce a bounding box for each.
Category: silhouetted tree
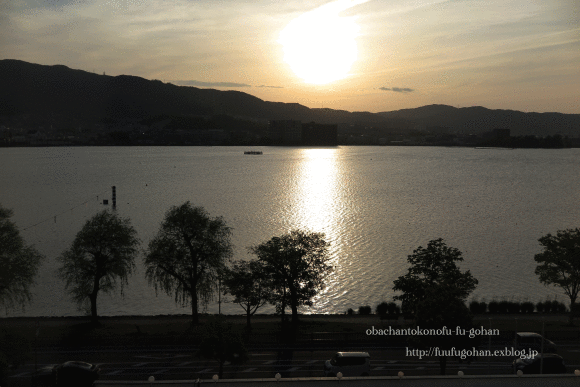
[358,305,372,315]
[376,301,400,317]
[0,204,44,312]
[251,230,333,325]
[393,238,478,374]
[222,260,269,330]
[535,228,580,324]
[0,205,42,383]
[198,317,247,378]
[144,202,232,325]
[417,290,475,374]
[58,210,139,324]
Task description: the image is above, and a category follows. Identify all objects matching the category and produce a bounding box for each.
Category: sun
[278,1,364,85]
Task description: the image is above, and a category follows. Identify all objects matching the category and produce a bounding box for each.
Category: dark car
[323,352,371,377]
[514,332,557,354]
[32,361,100,386]
[513,354,566,374]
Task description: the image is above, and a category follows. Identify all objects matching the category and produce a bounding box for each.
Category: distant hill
[0,59,407,128]
[379,104,580,137]
[0,59,578,136]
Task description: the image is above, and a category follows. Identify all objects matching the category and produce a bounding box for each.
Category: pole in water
[112,186,116,209]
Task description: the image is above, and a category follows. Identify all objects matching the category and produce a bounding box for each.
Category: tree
[393,238,477,316]
[393,238,478,375]
[0,204,44,312]
[58,210,139,324]
[144,202,232,325]
[413,287,476,374]
[251,230,333,325]
[222,260,269,330]
[198,317,248,379]
[534,228,580,324]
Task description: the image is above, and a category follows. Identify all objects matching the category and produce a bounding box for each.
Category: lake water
[1,146,579,317]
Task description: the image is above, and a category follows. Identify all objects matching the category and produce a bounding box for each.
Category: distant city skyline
[1,0,578,114]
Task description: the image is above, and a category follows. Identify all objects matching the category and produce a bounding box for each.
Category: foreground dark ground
[3,313,580,386]
[2,313,579,348]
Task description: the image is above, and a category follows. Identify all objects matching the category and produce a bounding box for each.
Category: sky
[1,0,579,114]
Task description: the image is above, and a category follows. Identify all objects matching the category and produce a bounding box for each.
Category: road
[10,343,580,387]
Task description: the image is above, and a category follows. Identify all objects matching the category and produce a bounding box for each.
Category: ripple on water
[0,146,576,316]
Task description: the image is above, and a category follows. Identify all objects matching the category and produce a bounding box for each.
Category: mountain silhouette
[379,104,580,136]
[1,59,578,136]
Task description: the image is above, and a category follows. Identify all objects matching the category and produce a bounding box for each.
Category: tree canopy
[534,228,580,323]
[222,260,270,330]
[0,205,44,312]
[393,238,478,375]
[251,230,333,325]
[393,238,478,316]
[144,202,232,324]
[58,210,139,323]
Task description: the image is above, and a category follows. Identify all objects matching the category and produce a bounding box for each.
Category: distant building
[27,130,47,145]
[492,128,511,139]
[12,135,27,144]
[189,129,227,145]
[427,126,451,135]
[269,120,302,145]
[269,120,338,146]
[482,128,511,142]
[301,122,338,146]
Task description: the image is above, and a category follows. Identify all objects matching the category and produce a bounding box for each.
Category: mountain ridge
[1,59,578,137]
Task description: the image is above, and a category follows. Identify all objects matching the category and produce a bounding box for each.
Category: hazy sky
[2,0,579,113]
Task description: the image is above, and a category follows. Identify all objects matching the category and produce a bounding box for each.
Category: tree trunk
[192,290,198,325]
[90,274,100,325]
[89,292,98,325]
[280,286,286,325]
[191,256,199,325]
[280,302,285,324]
[246,310,251,330]
[291,303,298,325]
[569,298,577,326]
[290,287,298,326]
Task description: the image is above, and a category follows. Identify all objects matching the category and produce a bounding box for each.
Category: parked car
[32,361,100,386]
[324,352,370,377]
[514,332,557,353]
[513,354,566,374]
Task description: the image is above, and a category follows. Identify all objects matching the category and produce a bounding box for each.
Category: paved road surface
[8,344,580,386]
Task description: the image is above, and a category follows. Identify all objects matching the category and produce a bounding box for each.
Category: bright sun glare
[278,0,365,85]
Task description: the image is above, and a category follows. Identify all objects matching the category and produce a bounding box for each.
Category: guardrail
[94,374,580,387]
[32,329,580,350]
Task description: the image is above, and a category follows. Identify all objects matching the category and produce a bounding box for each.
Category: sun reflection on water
[291,148,346,312]
[295,149,340,233]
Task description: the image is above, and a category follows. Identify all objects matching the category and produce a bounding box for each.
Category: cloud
[256,85,284,89]
[1,0,278,81]
[171,80,251,88]
[380,87,414,92]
